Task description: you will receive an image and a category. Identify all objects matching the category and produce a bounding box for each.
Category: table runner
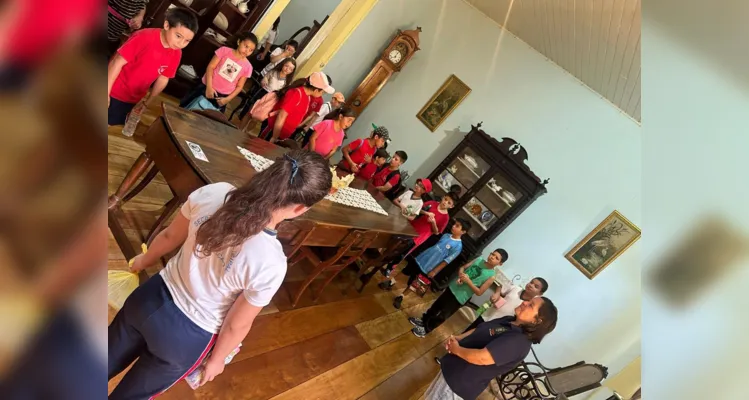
[237,146,389,216]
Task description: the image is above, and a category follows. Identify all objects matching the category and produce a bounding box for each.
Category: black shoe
[393,295,403,309]
[378,280,394,291]
[434,356,441,365]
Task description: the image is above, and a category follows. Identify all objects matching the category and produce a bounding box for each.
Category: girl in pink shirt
[307,106,355,159]
[180,32,257,112]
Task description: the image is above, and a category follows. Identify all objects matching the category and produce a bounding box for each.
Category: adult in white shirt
[260,40,298,77]
[108,150,333,399]
[462,277,549,333]
[258,17,280,61]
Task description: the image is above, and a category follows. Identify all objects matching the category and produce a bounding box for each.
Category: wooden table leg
[108,152,154,211]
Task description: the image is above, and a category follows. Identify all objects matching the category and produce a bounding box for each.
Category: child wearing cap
[338,125,389,173]
[357,149,389,180]
[261,71,334,143]
[393,178,431,220]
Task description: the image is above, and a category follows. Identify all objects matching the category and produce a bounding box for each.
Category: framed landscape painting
[416,74,471,132]
[565,210,641,279]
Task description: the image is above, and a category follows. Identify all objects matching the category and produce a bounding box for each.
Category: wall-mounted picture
[416,74,471,132]
[565,210,641,279]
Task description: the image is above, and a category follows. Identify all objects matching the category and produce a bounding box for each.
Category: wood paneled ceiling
[466,0,641,122]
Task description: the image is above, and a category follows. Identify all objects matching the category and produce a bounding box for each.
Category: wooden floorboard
[358,341,442,400]
[267,311,470,400]
[160,327,371,400]
[231,296,389,362]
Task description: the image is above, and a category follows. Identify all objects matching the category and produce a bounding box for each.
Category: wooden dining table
[108,103,417,277]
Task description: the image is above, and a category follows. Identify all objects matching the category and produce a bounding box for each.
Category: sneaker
[412,326,427,338]
[434,356,441,365]
[392,295,403,309]
[378,280,394,291]
[408,317,424,327]
[383,267,393,278]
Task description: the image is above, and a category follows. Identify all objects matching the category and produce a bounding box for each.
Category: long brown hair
[194,149,332,256]
[269,57,296,88]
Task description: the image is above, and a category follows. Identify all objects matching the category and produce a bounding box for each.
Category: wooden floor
[107,96,495,400]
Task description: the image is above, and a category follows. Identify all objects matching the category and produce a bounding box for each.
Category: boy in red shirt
[357,149,389,180]
[338,125,389,172]
[372,150,407,194]
[107,8,199,126]
[380,192,458,277]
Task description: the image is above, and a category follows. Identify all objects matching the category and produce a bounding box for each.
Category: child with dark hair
[410,249,505,338]
[307,106,356,159]
[377,192,459,279]
[260,39,298,77]
[357,149,389,180]
[180,32,258,112]
[461,276,549,334]
[108,7,199,125]
[261,72,334,142]
[108,150,333,398]
[373,150,407,195]
[387,218,471,309]
[339,125,389,172]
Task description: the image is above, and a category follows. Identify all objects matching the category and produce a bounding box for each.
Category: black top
[440,316,531,400]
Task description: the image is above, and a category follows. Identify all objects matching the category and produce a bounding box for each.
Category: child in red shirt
[372,150,408,197]
[380,192,458,277]
[338,125,389,172]
[261,72,333,142]
[357,149,389,180]
[107,8,199,126]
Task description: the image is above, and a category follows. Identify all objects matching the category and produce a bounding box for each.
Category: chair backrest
[327,230,379,269]
[545,362,608,397]
[281,221,317,259]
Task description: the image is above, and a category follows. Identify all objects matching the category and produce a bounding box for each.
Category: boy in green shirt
[410,249,508,338]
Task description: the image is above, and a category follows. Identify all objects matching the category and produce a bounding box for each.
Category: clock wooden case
[348,27,421,116]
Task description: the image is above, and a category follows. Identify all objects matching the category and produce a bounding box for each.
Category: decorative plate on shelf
[470,204,482,216]
[213,12,229,31]
[462,155,478,169]
[480,211,492,222]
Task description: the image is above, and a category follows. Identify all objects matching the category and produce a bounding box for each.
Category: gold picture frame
[416,74,471,132]
[565,210,641,279]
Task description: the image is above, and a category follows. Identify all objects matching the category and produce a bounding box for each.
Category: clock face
[388,49,403,64]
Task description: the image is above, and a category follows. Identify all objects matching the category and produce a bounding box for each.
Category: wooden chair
[290,230,379,308]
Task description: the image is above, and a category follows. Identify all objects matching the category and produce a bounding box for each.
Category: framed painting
[565,210,641,279]
[416,74,471,132]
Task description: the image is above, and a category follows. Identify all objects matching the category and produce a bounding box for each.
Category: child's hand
[350,164,360,173]
[129,254,148,272]
[217,98,229,106]
[427,271,437,279]
[363,153,372,163]
[490,292,501,304]
[205,87,217,99]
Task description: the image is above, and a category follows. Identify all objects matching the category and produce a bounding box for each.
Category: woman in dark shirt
[427,297,558,400]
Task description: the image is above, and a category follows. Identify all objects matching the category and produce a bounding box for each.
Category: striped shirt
[107,0,149,41]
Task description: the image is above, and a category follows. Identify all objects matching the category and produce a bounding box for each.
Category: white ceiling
[465,0,641,122]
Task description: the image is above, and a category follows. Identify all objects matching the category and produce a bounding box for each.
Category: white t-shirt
[396,189,424,217]
[261,47,287,77]
[261,29,277,48]
[308,102,333,128]
[482,285,525,322]
[160,182,287,334]
[262,69,287,92]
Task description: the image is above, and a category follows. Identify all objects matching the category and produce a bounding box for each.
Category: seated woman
[425,297,558,400]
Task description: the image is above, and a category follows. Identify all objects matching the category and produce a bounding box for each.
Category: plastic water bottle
[185,344,242,390]
[122,101,146,137]
[475,301,492,317]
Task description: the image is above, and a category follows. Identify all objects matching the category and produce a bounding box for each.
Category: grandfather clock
[348,27,421,116]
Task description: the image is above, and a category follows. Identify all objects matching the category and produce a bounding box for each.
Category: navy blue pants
[108,97,136,126]
[108,274,216,400]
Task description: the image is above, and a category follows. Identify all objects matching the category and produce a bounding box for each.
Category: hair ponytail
[323,105,356,121]
[194,150,332,256]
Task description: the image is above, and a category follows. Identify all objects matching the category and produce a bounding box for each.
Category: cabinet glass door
[455,171,524,240]
[433,147,490,198]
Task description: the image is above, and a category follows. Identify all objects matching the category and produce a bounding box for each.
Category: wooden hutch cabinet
[427,123,549,286]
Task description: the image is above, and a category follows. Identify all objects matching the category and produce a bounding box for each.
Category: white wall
[325,0,641,379]
[275,0,340,44]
